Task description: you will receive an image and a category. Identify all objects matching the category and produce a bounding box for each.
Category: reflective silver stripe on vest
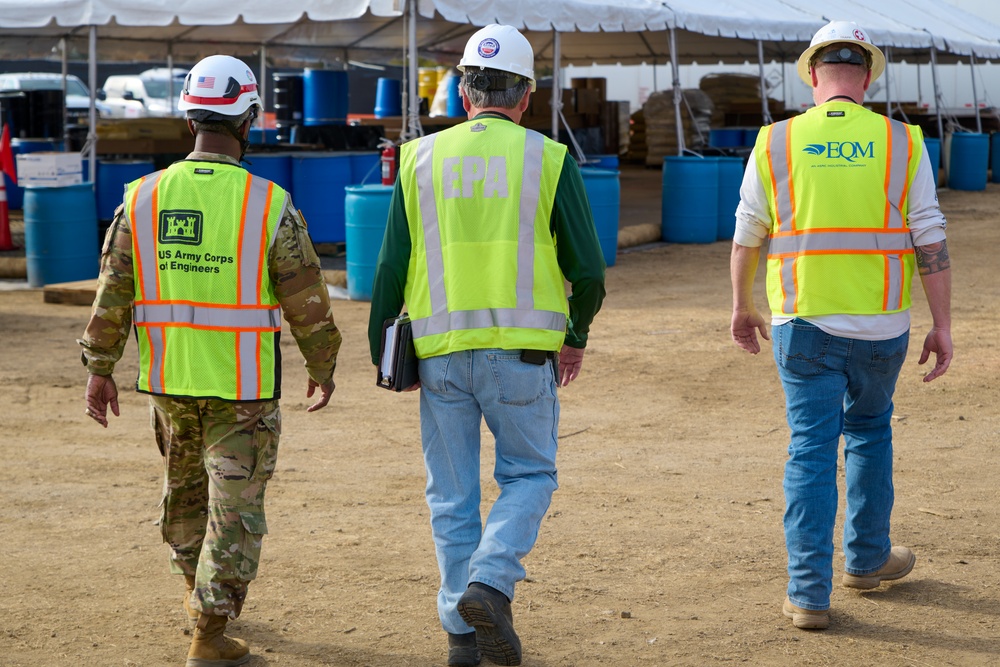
[415,134,448,314]
[885,254,903,310]
[768,121,794,233]
[516,131,545,309]
[239,175,273,304]
[413,129,551,339]
[410,308,567,338]
[129,171,165,299]
[780,258,796,314]
[238,331,258,398]
[134,303,281,329]
[146,326,165,394]
[768,230,913,255]
[885,120,911,230]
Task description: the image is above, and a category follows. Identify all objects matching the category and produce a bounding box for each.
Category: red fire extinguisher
[380,141,398,185]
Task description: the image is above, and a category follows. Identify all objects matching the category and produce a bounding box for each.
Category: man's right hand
[731,308,770,355]
[306,378,335,412]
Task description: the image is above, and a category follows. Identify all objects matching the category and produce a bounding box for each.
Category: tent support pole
[757,40,771,125]
[167,48,175,116]
[61,38,69,151]
[930,46,944,140]
[885,46,892,120]
[406,0,422,140]
[669,27,684,155]
[970,53,982,134]
[259,45,267,137]
[88,26,97,182]
[551,30,561,143]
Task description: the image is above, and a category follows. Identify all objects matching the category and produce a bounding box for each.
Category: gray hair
[461,70,531,110]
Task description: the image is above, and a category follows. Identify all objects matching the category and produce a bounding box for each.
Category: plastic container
[923,137,941,188]
[446,75,464,117]
[708,129,743,148]
[291,152,354,242]
[662,156,719,244]
[96,160,153,221]
[991,133,1000,184]
[947,132,988,191]
[580,167,620,267]
[714,156,744,241]
[243,153,293,194]
[23,182,98,287]
[344,184,394,300]
[374,78,402,118]
[303,69,348,126]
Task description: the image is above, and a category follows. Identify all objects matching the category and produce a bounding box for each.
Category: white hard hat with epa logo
[458,24,536,92]
[797,21,886,86]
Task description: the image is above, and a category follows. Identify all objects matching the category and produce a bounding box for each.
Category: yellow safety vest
[125,160,286,400]
[399,117,569,358]
[755,102,922,316]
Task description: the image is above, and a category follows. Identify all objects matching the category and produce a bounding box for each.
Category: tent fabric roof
[0,0,997,67]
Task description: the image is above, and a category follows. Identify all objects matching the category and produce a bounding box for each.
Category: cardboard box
[15,152,83,187]
[530,88,575,117]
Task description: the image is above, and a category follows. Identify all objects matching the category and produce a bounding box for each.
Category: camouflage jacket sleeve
[270,198,342,385]
[78,207,135,376]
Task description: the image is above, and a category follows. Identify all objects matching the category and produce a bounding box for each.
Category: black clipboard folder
[377,314,419,391]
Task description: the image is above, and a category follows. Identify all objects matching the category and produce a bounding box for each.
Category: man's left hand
[558,346,585,387]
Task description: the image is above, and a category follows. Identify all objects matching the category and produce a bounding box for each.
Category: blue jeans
[418,349,559,634]
[772,319,908,610]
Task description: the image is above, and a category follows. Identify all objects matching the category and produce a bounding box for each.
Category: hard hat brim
[797,40,885,87]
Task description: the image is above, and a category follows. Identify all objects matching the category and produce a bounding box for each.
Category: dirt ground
[2,175,999,667]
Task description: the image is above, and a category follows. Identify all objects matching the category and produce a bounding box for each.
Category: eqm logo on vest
[803,141,874,168]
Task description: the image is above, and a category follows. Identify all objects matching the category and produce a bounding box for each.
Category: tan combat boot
[185,613,250,667]
[182,576,199,627]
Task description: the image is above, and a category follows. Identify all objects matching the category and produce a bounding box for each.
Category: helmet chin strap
[221,119,250,162]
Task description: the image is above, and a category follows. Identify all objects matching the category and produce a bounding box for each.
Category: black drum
[273,73,304,124]
[26,89,64,139]
[0,91,30,139]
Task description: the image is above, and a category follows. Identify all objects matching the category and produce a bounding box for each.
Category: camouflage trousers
[149,395,281,619]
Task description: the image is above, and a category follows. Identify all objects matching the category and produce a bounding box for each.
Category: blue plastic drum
[243,153,293,194]
[715,157,744,241]
[291,153,353,242]
[303,70,349,126]
[96,160,154,220]
[24,182,98,287]
[948,132,988,191]
[580,167,620,267]
[374,78,402,118]
[662,156,719,244]
[345,184,393,301]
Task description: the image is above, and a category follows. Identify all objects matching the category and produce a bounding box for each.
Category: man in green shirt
[368,24,605,667]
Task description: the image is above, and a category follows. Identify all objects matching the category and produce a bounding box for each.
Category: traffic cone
[0,174,15,251]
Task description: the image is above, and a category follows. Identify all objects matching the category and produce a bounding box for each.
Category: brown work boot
[842,546,916,590]
[185,613,250,667]
[782,597,830,630]
[182,576,199,627]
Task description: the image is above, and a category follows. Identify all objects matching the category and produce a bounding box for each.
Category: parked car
[0,72,110,138]
[100,67,188,118]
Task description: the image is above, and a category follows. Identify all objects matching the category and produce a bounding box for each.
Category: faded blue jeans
[773,319,909,611]
[418,349,559,634]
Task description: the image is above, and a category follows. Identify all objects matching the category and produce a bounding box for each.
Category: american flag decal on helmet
[196,76,215,89]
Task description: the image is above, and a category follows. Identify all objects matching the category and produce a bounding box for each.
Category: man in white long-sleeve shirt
[729,20,952,631]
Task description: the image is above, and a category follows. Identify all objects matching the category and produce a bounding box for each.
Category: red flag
[0,123,16,186]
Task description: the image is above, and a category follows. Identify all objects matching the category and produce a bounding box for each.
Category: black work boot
[457,583,521,666]
[448,631,481,666]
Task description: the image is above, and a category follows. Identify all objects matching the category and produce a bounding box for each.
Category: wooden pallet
[42,279,98,306]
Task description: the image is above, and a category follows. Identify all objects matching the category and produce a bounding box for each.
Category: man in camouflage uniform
[79,55,341,667]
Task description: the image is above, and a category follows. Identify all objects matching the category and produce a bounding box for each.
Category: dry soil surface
[2,182,999,667]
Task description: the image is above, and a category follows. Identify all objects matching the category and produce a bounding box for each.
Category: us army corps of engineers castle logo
[158,210,203,245]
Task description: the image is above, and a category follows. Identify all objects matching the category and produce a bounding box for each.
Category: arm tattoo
[914,240,950,276]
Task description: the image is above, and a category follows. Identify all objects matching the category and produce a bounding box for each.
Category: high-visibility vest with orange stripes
[755,102,922,317]
[125,160,285,401]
